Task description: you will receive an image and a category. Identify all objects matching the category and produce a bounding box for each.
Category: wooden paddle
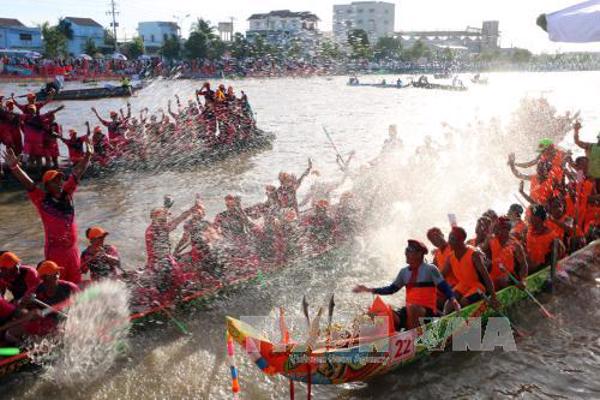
[499,264,556,320]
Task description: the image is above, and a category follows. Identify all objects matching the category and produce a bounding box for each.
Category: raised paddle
[499,264,556,320]
[322,126,349,173]
[326,294,335,348]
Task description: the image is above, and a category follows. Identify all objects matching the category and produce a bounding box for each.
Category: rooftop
[138,21,180,30]
[248,10,320,21]
[64,17,103,28]
[0,18,25,28]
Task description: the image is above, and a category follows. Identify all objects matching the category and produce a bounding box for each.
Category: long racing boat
[225,240,600,386]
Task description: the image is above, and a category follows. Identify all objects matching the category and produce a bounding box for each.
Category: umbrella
[111,52,128,61]
[137,54,152,61]
[77,53,93,60]
[24,51,42,59]
[537,0,600,42]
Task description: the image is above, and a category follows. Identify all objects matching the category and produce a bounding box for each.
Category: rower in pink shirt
[2,145,93,285]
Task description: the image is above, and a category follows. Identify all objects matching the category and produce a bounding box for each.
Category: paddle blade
[302,295,310,326]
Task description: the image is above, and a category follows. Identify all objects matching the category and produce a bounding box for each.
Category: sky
[3,0,600,53]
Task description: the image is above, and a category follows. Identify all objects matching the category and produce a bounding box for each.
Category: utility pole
[106,0,120,51]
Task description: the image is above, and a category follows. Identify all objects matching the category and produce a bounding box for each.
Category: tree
[347,29,371,59]
[319,40,344,60]
[123,37,144,59]
[57,18,74,40]
[405,39,430,61]
[191,18,217,41]
[104,29,116,49]
[229,33,251,59]
[373,37,402,61]
[160,36,181,60]
[41,22,67,58]
[184,31,208,59]
[512,48,532,64]
[83,38,98,56]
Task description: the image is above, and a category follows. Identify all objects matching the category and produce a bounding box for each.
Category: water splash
[42,280,131,386]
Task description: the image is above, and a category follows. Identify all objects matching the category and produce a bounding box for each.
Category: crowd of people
[0,136,364,344]
[3,117,600,344]
[353,122,600,331]
[0,82,259,174]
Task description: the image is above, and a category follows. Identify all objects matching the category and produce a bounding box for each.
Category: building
[63,17,105,55]
[246,10,320,53]
[0,18,42,50]
[395,21,500,54]
[138,21,179,54]
[333,1,395,44]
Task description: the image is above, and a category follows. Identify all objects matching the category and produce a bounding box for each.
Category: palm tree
[191,18,216,40]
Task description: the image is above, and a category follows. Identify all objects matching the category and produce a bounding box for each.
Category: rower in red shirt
[0,252,40,304]
[3,146,93,285]
[23,261,79,338]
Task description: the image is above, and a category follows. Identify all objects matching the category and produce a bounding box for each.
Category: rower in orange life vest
[480,217,528,290]
[427,227,457,311]
[353,240,460,331]
[441,226,499,309]
[507,203,527,242]
[467,215,492,248]
[573,121,600,192]
[573,155,600,236]
[546,196,576,248]
[525,205,566,272]
[510,138,568,183]
[510,156,556,207]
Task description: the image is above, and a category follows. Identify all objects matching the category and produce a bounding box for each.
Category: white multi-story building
[138,21,179,54]
[246,10,320,53]
[333,1,395,44]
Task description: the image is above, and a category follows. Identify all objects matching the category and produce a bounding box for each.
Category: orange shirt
[489,237,516,282]
[526,227,560,269]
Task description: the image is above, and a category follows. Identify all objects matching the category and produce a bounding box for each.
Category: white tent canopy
[542,0,600,42]
[111,52,127,61]
[77,53,93,60]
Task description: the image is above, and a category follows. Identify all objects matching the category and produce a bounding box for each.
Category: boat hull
[226,240,600,385]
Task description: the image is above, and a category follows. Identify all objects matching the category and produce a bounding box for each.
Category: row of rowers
[355,124,600,331]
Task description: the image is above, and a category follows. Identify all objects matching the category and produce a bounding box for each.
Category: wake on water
[29,280,131,387]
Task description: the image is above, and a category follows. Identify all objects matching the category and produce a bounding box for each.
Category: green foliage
[160,36,181,60]
[511,48,532,63]
[319,40,344,60]
[404,39,431,61]
[347,29,371,59]
[184,31,208,59]
[373,37,402,61]
[40,22,67,58]
[228,33,251,59]
[123,37,145,59]
[57,18,74,40]
[83,37,98,56]
[184,18,225,60]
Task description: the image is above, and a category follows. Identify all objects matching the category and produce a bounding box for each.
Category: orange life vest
[530,175,553,205]
[511,220,527,240]
[404,264,438,312]
[433,246,456,286]
[526,227,558,268]
[489,237,515,283]
[449,247,485,297]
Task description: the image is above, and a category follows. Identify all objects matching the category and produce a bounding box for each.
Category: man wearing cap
[509,138,567,181]
[59,127,87,165]
[353,240,461,331]
[509,154,556,206]
[0,252,40,304]
[91,103,131,144]
[81,227,123,282]
[3,145,93,285]
[0,99,23,156]
[11,92,52,114]
[20,261,79,338]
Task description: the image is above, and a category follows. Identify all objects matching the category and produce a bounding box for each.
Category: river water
[1,72,600,399]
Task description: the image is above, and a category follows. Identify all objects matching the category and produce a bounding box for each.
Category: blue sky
[3,0,600,53]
